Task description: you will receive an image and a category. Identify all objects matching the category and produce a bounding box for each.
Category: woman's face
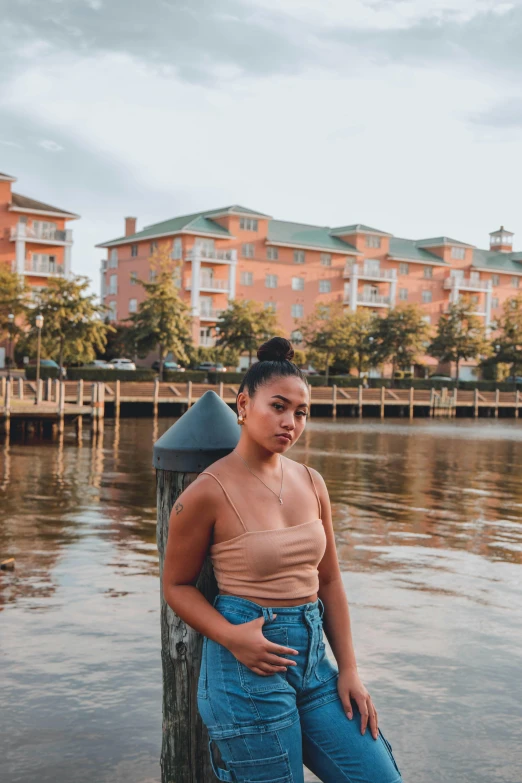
[239,375,310,453]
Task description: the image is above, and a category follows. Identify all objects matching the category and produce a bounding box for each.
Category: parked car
[428,375,454,382]
[111,358,136,370]
[27,358,66,378]
[506,375,522,383]
[88,360,115,369]
[151,360,185,372]
[196,361,227,372]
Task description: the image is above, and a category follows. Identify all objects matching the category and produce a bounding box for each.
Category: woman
[162,336,403,783]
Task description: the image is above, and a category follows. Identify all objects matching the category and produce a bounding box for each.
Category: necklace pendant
[279,498,283,505]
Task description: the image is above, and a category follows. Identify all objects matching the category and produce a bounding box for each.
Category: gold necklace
[233,450,284,505]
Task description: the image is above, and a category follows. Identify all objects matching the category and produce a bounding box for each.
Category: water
[1,418,522,783]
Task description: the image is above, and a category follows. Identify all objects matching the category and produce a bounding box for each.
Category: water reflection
[1,417,522,782]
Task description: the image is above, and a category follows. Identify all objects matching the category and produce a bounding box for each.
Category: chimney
[125,216,137,237]
[489,225,513,253]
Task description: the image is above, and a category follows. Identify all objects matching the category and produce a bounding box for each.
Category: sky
[2,0,522,293]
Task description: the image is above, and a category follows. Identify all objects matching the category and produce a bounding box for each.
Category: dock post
[36,378,43,405]
[516,390,519,419]
[218,380,224,399]
[97,382,105,434]
[453,387,458,417]
[115,379,120,418]
[495,388,499,418]
[4,378,11,435]
[474,388,479,418]
[332,384,337,420]
[153,390,240,783]
[90,382,98,434]
[429,387,434,417]
[77,379,84,406]
[53,378,59,404]
[58,380,65,433]
[358,384,363,418]
[187,380,193,409]
[409,386,414,419]
[380,385,385,419]
[18,378,23,400]
[153,378,160,417]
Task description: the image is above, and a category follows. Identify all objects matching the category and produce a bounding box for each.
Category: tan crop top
[201,464,327,600]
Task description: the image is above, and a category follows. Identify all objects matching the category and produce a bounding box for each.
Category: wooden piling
[115,379,121,418]
[18,377,23,400]
[358,384,363,418]
[153,390,240,782]
[97,382,105,433]
[516,390,520,419]
[332,384,337,420]
[187,380,193,408]
[495,388,499,418]
[380,385,385,419]
[77,379,84,406]
[153,378,160,417]
[46,377,52,401]
[409,386,414,419]
[91,382,98,433]
[4,378,11,435]
[218,380,224,399]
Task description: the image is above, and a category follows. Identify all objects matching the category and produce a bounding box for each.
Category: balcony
[186,248,237,264]
[199,308,225,321]
[444,277,492,292]
[11,224,71,245]
[344,290,392,307]
[344,263,397,282]
[186,277,230,292]
[24,258,65,276]
[200,335,217,347]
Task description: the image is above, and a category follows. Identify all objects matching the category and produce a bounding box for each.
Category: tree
[127,246,193,379]
[492,294,522,377]
[298,303,349,383]
[0,267,29,346]
[17,276,113,370]
[215,300,284,366]
[373,304,431,381]
[428,298,490,383]
[338,309,381,377]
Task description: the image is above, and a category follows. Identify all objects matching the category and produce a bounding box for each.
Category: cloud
[471,98,522,128]
[0,139,22,148]
[38,139,64,152]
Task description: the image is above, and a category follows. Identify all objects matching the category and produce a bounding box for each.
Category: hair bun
[257,336,294,363]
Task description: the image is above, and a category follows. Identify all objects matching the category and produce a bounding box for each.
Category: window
[149,269,157,282]
[265,274,278,288]
[130,271,137,285]
[320,253,332,266]
[194,238,215,256]
[240,217,258,231]
[294,250,305,264]
[291,329,303,342]
[451,246,465,260]
[399,287,408,301]
[150,240,158,253]
[365,235,381,248]
[292,276,305,291]
[240,271,253,286]
[108,301,117,322]
[319,280,331,293]
[109,274,118,295]
[291,303,304,318]
[129,298,137,313]
[492,297,499,309]
[422,315,431,324]
[423,266,433,279]
[264,301,277,311]
[266,246,279,261]
[422,290,432,303]
[512,276,520,288]
[109,248,118,267]
[172,237,182,260]
[399,262,409,275]
[131,244,138,257]
[471,295,479,305]
[242,243,255,258]
[492,274,499,286]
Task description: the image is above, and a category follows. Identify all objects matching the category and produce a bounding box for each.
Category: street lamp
[35,313,44,403]
[7,313,14,381]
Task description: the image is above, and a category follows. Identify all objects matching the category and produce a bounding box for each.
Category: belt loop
[208,739,234,782]
[262,606,274,622]
[317,597,325,619]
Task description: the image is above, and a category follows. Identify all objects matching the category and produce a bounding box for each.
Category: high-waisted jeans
[197,594,403,782]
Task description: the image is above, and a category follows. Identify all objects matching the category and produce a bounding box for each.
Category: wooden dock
[2,378,521,427]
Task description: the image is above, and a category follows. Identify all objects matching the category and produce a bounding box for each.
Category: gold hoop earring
[237,412,245,425]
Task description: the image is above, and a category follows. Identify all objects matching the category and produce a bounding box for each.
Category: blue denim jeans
[197,594,403,782]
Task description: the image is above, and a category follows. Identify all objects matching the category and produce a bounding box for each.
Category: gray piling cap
[152,390,240,472]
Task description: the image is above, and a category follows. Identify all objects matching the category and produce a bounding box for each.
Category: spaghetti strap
[199,471,249,533]
[303,464,322,519]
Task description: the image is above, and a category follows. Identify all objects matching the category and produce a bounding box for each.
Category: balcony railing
[25,259,65,276]
[444,277,492,292]
[186,277,230,291]
[199,308,225,320]
[11,224,69,243]
[344,263,397,281]
[186,248,237,263]
[344,291,391,306]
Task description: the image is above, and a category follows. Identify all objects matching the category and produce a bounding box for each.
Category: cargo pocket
[378,727,402,776]
[237,626,293,694]
[227,749,294,782]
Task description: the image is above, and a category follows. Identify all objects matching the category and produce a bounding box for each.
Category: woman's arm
[311,467,379,739]
[162,474,236,647]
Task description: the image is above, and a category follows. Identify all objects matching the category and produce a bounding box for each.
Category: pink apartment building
[97,206,522,376]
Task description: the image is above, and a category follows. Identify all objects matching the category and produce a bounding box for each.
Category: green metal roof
[388,237,448,265]
[416,236,475,248]
[205,205,272,218]
[268,220,360,254]
[472,248,522,275]
[330,223,392,236]
[97,210,232,247]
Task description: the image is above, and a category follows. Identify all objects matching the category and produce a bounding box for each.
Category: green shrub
[163,371,207,383]
[25,366,60,380]
[66,367,156,381]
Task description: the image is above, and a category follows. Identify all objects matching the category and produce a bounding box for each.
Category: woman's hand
[226,615,299,676]
[337,668,378,740]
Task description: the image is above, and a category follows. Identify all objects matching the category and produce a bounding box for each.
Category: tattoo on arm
[174,502,184,515]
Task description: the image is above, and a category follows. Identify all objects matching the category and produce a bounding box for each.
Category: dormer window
[240,217,258,231]
[451,246,465,260]
[365,235,381,248]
